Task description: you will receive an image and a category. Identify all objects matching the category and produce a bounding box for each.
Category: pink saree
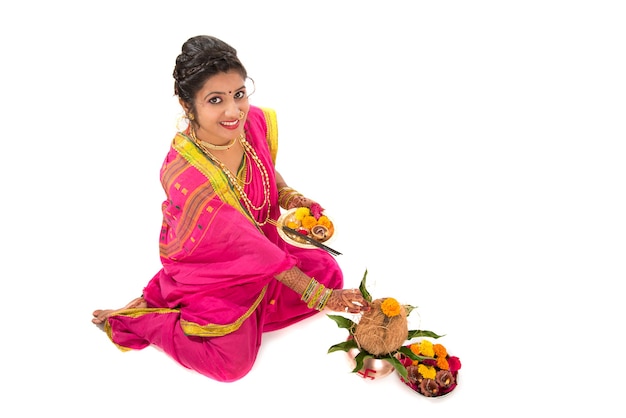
[101,106,343,382]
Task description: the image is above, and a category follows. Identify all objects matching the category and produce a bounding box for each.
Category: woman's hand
[287,195,324,212]
[326,289,370,314]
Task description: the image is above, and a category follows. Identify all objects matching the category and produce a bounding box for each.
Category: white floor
[2,1,625,417]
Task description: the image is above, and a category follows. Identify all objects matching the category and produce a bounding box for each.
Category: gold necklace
[190,126,237,151]
[238,154,252,185]
[195,134,271,226]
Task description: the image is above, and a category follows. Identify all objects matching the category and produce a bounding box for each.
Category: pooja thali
[276,207,335,249]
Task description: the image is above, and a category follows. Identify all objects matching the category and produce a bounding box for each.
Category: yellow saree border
[172,132,254,224]
[260,107,278,164]
[104,308,180,352]
[180,285,268,337]
[104,285,267,349]
[172,106,278,227]
[145,109,277,341]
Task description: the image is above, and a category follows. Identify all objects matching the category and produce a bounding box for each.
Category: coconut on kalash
[327,270,445,381]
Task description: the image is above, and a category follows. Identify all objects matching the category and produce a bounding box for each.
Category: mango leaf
[351,350,373,373]
[407,329,446,340]
[328,338,358,354]
[397,345,433,362]
[358,269,372,303]
[326,314,356,330]
[387,355,409,380]
[398,345,418,361]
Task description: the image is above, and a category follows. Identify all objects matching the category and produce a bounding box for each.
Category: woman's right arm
[275,267,369,314]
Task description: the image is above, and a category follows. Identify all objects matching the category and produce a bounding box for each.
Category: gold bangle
[279,193,294,209]
[307,283,325,309]
[301,278,318,303]
[278,187,295,199]
[283,192,303,209]
[315,288,333,311]
[278,187,295,197]
[278,186,304,210]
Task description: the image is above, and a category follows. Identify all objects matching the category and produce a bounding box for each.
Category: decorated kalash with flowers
[327,270,462,398]
[274,205,461,397]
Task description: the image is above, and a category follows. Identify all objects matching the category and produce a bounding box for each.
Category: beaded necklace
[194,133,271,226]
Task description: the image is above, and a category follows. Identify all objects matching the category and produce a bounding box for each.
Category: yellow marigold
[419,340,435,357]
[410,343,421,356]
[380,297,401,317]
[317,216,332,228]
[286,221,300,229]
[417,364,437,380]
[436,356,449,370]
[294,207,310,220]
[433,343,447,358]
[301,215,318,230]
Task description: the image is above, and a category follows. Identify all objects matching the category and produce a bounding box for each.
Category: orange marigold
[301,215,318,230]
[436,356,449,370]
[410,343,421,356]
[380,297,401,317]
[433,343,448,358]
[317,215,332,228]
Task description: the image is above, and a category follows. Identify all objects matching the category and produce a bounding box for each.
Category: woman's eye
[208,97,222,104]
[234,90,246,99]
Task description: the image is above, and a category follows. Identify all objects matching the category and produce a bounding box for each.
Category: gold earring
[188,113,195,121]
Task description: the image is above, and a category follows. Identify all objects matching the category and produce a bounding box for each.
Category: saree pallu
[102,105,343,382]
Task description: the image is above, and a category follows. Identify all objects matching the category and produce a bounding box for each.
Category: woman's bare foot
[92,296,147,325]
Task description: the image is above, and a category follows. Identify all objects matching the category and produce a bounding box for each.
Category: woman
[92,35,369,382]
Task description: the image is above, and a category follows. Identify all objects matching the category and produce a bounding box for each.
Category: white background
[1,1,625,416]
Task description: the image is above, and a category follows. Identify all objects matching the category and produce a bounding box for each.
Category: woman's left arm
[275,171,288,191]
[275,170,323,211]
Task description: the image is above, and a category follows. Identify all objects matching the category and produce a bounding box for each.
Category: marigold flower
[409,343,421,356]
[417,364,437,380]
[317,216,332,228]
[301,215,318,230]
[436,355,449,370]
[419,340,435,357]
[294,207,310,220]
[380,297,401,317]
[286,221,299,229]
[433,343,447,358]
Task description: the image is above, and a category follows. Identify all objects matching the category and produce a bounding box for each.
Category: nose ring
[239,111,245,120]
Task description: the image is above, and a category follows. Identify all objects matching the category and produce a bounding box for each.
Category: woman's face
[188,70,250,145]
